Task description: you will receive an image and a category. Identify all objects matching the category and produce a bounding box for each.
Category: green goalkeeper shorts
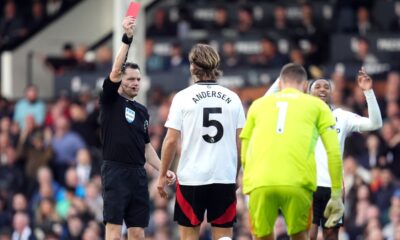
[248,186,313,237]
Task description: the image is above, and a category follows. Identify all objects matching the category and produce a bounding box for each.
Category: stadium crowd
[0,0,400,239]
[0,0,81,49]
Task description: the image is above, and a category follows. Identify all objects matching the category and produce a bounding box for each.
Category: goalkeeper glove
[324,189,345,228]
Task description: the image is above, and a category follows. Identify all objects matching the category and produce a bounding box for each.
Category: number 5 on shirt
[202,107,224,143]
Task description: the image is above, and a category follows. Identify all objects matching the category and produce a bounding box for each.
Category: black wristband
[122,33,133,45]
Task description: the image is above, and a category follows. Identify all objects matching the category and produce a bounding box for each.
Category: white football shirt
[165,82,246,185]
[316,90,382,187]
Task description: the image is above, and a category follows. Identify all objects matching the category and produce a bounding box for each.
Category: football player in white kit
[157,44,246,240]
[266,67,382,240]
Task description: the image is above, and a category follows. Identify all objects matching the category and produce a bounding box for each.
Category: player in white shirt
[157,44,246,240]
[266,67,382,240]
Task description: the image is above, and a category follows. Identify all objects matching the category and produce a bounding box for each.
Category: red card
[125,2,141,18]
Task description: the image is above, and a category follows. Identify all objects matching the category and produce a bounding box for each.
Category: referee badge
[125,107,135,123]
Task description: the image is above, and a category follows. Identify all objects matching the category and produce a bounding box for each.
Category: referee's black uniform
[100,76,150,228]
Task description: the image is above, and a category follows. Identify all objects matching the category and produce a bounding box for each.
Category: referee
[100,16,175,240]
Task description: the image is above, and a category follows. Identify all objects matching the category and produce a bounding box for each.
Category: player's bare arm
[157,128,181,198]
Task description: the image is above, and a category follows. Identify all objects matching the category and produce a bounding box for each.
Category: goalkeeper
[240,63,344,240]
[265,67,382,240]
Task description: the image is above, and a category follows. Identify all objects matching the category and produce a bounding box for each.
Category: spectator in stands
[347,196,371,239]
[63,167,85,198]
[381,122,400,176]
[55,186,79,219]
[385,71,400,103]
[176,7,190,39]
[69,102,99,148]
[147,208,173,237]
[14,85,45,131]
[344,156,371,197]
[17,129,54,196]
[145,39,167,72]
[11,211,34,240]
[237,6,255,34]
[30,182,54,212]
[45,94,71,128]
[75,148,94,186]
[50,116,86,186]
[268,4,290,36]
[298,3,318,37]
[365,134,382,169]
[210,6,230,30]
[95,45,112,70]
[366,225,384,240]
[33,197,62,236]
[373,168,396,215]
[45,43,78,75]
[147,8,176,37]
[16,115,37,148]
[167,41,188,70]
[0,117,18,147]
[147,86,165,127]
[296,4,327,65]
[386,101,400,120]
[60,215,84,239]
[354,6,380,36]
[0,1,27,47]
[352,37,379,65]
[248,37,288,68]
[220,40,244,69]
[83,181,102,222]
[26,0,46,31]
[0,146,24,195]
[11,194,30,217]
[33,167,63,202]
[288,48,309,72]
[82,227,99,240]
[383,206,400,239]
[74,44,94,71]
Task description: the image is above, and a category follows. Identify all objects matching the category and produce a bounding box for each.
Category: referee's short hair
[121,62,140,75]
[280,63,307,84]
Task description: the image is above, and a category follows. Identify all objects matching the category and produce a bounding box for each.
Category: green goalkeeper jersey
[240,88,342,194]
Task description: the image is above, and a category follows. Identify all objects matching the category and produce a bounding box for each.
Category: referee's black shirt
[99,77,150,166]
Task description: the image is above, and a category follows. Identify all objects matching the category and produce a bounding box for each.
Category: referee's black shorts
[101,160,149,228]
[174,182,237,228]
[312,186,344,228]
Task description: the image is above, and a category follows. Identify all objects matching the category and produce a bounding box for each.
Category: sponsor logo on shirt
[125,107,135,123]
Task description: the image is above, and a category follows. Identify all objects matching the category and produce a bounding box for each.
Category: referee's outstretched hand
[123,16,136,38]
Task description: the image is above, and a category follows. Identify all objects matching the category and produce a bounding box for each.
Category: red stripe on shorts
[176,182,201,226]
[211,200,236,225]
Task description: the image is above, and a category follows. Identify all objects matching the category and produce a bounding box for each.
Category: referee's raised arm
[100,17,136,105]
[109,16,136,82]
